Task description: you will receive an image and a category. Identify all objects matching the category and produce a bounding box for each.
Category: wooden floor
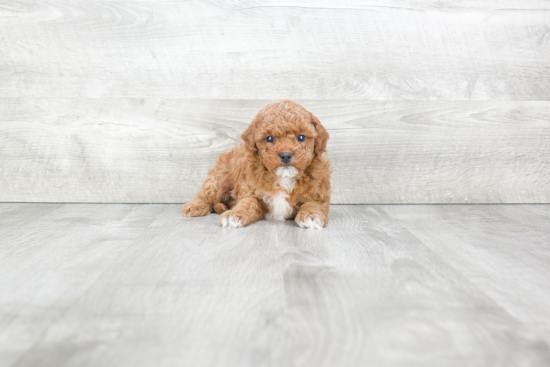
[0,204,549,367]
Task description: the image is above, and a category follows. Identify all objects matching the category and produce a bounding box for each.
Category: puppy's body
[182,100,331,228]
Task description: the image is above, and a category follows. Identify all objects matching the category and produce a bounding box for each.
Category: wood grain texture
[0,203,63,237]
[1,203,549,366]
[1,99,548,203]
[0,203,166,367]
[382,204,550,346]
[1,0,550,100]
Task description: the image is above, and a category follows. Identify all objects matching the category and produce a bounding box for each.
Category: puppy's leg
[182,152,234,217]
[295,201,329,229]
[214,203,228,214]
[219,197,265,228]
[182,176,221,217]
[181,196,212,217]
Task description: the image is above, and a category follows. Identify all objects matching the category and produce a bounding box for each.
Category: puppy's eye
[265,135,275,143]
[297,134,306,142]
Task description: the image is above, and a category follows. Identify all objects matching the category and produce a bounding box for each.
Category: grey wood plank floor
[0,204,549,367]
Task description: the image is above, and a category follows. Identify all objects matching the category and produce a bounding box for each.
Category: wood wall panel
[1,1,549,100]
[1,1,549,203]
[1,99,548,203]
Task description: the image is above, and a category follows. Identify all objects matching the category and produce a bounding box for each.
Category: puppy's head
[241,100,329,178]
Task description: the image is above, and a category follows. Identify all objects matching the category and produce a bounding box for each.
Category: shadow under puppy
[182,100,332,228]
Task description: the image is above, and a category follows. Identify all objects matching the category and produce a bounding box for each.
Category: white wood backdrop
[1,0,549,203]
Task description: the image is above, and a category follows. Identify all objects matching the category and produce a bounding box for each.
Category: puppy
[181,100,331,229]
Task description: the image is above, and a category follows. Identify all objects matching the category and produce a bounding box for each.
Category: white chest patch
[264,191,293,221]
[263,173,297,221]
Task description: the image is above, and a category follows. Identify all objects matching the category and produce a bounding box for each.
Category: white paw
[298,215,323,229]
[220,215,243,228]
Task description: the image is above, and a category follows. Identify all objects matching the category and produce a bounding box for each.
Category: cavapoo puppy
[181,100,331,229]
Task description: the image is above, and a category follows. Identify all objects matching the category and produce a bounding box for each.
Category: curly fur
[182,100,332,229]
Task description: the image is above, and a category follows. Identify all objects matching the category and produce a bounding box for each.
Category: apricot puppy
[182,100,332,228]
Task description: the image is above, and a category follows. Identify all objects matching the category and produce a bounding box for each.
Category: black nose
[279,152,293,163]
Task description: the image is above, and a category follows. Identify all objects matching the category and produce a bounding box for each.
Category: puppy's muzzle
[279,152,293,164]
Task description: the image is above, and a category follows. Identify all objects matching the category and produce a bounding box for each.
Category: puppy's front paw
[219,211,244,228]
[182,200,211,217]
[295,211,325,229]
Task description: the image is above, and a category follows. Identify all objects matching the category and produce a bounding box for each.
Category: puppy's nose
[279,152,293,164]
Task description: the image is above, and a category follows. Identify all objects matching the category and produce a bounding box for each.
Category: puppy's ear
[241,118,257,153]
[311,114,329,155]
